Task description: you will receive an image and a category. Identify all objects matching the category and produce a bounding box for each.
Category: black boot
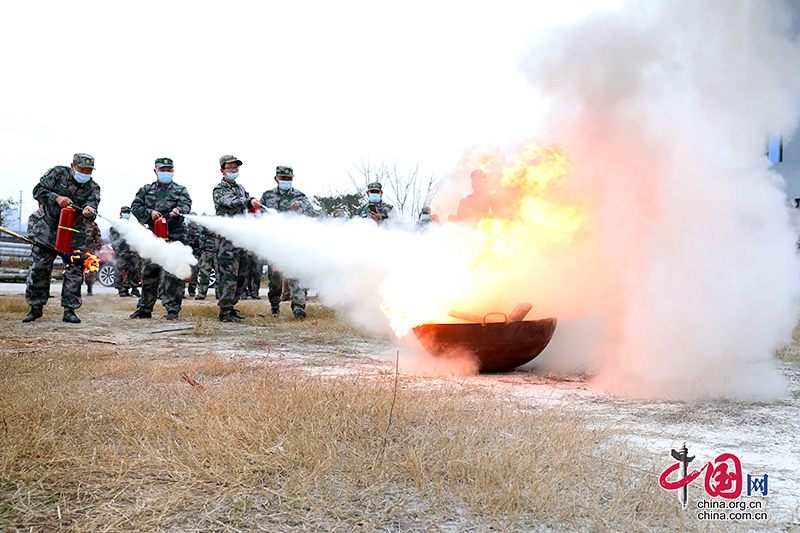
[119,290,131,297]
[62,308,81,324]
[130,309,152,319]
[131,287,141,297]
[22,306,43,323]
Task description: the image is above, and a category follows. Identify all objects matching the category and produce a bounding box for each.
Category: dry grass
[0,349,702,532]
[0,294,734,531]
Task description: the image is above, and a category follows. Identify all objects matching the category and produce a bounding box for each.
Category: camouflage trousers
[114,252,141,291]
[216,236,249,312]
[244,252,262,297]
[267,267,306,311]
[25,245,83,309]
[188,252,201,295]
[196,249,216,298]
[136,259,185,314]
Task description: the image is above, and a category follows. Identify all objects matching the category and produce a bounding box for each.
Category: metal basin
[412,314,557,373]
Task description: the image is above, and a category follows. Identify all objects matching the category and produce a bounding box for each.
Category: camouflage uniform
[109,226,141,294]
[356,181,394,223]
[27,209,43,239]
[242,251,262,299]
[260,172,318,315]
[213,173,253,317]
[83,220,102,294]
[26,157,101,316]
[185,221,201,296]
[356,200,394,222]
[195,226,217,299]
[130,175,192,317]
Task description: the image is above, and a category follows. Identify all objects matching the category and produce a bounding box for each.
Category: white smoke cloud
[105,217,197,279]
[189,213,468,333]
[517,0,800,400]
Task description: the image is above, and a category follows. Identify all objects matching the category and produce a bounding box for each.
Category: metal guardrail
[0,237,62,265]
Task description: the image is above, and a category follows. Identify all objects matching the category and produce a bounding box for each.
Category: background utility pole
[18,190,22,232]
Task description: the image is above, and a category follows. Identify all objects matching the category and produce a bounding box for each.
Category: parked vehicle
[96,244,214,288]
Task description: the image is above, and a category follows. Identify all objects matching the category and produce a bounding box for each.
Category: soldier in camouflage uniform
[356,182,394,223]
[23,153,101,324]
[260,165,318,319]
[194,225,217,300]
[27,203,44,238]
[241,251,262,300]
[109,206,141,297]
[213,155,261,322]
[83,220,102,295]
[184,213,201,297]
[129,157,192,320]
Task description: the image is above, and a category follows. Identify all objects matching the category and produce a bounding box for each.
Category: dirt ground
[3,284,800,530]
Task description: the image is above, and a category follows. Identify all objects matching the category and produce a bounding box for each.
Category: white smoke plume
[105,217,197,279]
[192,0,800,401]
[189,213,471,333]
[511,0,800,400]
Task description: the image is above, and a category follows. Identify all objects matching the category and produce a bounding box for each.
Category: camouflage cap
[155,157,174,168]
[120,206,131,212]
[421,206,431,214]
[276,166,294,178]
[366,182,382,192]
[219,155,243,168]
[73,153,95,169]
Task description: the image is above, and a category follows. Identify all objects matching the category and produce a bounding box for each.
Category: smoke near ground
[514,0,800,400]
[105,217,196,279]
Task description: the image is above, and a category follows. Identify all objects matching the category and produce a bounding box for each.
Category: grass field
[0,295,740,531]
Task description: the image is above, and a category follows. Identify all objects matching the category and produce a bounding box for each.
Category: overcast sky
[0,0,621,228]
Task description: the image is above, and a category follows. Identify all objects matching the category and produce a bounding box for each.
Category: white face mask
[225,172,239,181]
[74,169,91,184]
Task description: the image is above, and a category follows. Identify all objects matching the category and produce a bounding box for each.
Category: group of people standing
[21,153,400,324]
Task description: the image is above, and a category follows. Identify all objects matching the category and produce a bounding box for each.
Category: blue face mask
[183,218,191,226]
[225,172,239,181]
[157,172,173,184]
[368,193,381,203]
[74,170,91,184]
[278,180,293,191]
[121,213,131,220]
[421,214,431,221]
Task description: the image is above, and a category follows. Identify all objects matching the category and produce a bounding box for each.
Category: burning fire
[379,143,589,337]
[69,250,100,273]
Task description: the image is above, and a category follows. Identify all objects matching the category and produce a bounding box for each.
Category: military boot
[22,306,43,323]
[130,287,141,297]
[62,308,81,324]
[119,289,131,297]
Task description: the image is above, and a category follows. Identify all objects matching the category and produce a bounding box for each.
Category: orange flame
[380,143,588,337]
[70,250,100,273]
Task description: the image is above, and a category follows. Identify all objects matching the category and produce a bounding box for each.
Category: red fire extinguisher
[154,217,169,241]
[248,198,260,216]
[55,206,78,253]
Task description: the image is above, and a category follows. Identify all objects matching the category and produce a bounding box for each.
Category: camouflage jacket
[185,223,201,254]
[198,226,217,253]
[356,201,394,222]
[260,187,318,217]
[131,181,192,242]
[27,210,43,241]
[213,178,252,217]
[109,226,133,255]
[84,221,102,252]
[32,165,101,248]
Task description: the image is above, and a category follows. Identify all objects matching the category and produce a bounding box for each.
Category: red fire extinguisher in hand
[154,216,169,241]
[55,206,78,253]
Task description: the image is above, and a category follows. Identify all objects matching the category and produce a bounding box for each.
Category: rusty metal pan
[412,313,557,373]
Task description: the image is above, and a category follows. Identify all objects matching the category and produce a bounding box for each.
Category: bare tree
[348,159,445,221]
